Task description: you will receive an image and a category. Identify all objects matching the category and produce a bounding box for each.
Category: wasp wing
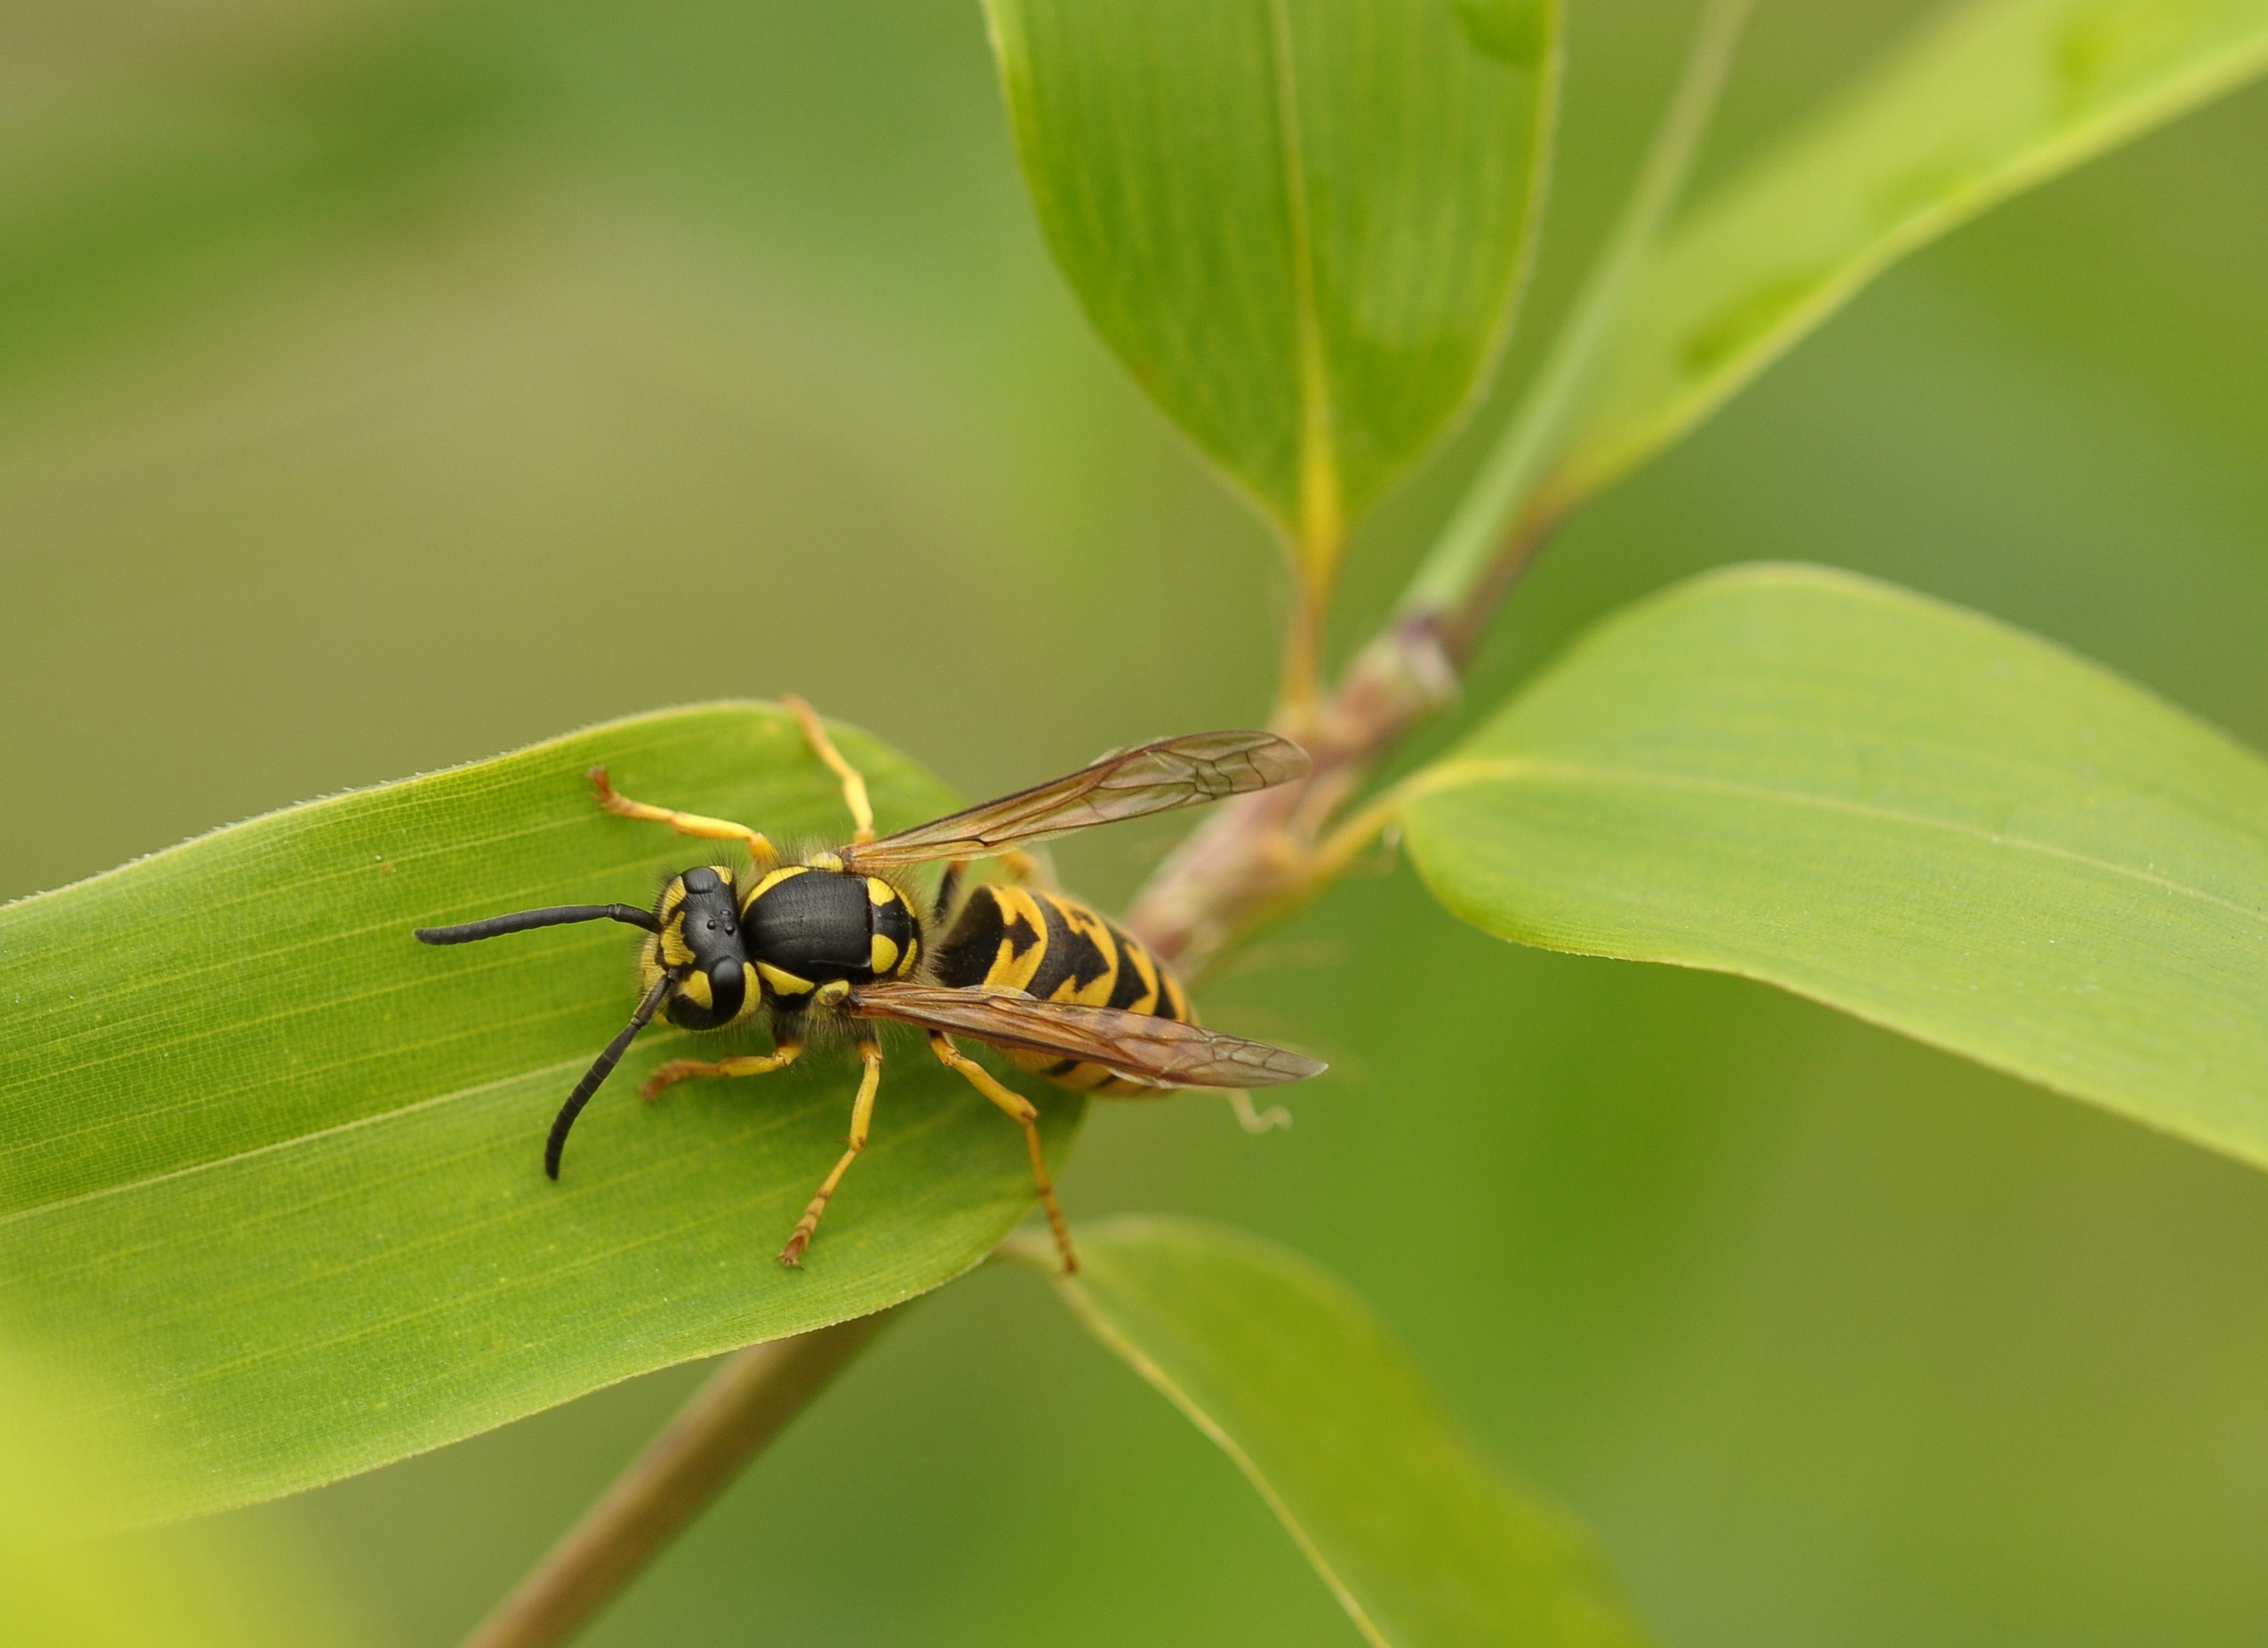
[841,730,1308,871]
[847,982,1324,1089]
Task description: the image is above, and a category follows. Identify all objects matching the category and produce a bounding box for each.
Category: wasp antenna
[546,976,672,1181]
[415,904,660,945]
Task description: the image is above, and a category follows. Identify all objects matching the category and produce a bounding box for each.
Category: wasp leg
[780,1039,884,1267]
[783,695,875,845]
[1225,1089,1292,1133]
[640,1041,802,1100]
[927,1032,1077,1274]
[588,767,777,865]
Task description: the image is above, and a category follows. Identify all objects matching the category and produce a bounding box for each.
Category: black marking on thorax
[743,868,881,977]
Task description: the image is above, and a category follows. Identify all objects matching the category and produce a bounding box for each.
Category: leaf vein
[1411,756,2268,928]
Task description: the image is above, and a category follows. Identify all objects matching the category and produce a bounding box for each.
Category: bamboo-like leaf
[983,0,1560,574]
[0,704,1082,1523]
[1544,0,2268,507]
[1011,1218,1653,1648]
[1400,566,2268,1168]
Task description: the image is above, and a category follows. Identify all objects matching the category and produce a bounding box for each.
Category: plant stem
[459,1311,893,1648]
[1124,0,1753,976]
[1273,565,1333,736]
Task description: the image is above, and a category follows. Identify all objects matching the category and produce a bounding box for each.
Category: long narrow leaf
[985,0,1560,569]
[1013,1218,1653,1648]
[0,704,1081,1522]
[1400,566,2268,1168]
[1546,0,2268,506]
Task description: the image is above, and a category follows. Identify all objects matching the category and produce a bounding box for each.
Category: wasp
[415,701,1321,1272]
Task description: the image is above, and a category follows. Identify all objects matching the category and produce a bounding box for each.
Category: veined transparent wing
[842,731,1307,871]
[848,982,1324,1089]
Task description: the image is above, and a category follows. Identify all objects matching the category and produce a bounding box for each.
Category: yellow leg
[783,695,875,844]
[928,1032,1077,1274]
[639,1041,801,1100]
[589,767,776,865]
[780,1040,883,1267]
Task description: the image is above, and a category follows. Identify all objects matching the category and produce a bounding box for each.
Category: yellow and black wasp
[414,701,1321,1272]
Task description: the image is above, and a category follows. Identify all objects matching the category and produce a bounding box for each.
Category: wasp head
[648,865,755,1030]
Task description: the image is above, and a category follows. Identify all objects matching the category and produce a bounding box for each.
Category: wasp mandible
[415,701,1322,1272]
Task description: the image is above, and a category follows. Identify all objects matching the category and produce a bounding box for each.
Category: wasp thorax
[656,865,752,1030]
[739,865,920,1010]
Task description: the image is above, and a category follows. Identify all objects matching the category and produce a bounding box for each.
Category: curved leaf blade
[1011,1217,1652,1648]
[1548,0,2268,505]
[984,0,1560,566]
[0,704,1083,1523]
[1401,565,2268,1167]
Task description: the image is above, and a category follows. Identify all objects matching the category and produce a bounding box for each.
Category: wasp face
[653,865,754,1030]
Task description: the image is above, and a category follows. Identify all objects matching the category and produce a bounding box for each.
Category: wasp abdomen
[933,883,1191,1094]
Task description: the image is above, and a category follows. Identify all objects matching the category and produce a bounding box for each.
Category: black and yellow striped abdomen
[929,883,1191,1095]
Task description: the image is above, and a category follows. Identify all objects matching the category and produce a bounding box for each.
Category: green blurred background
[8,0,2268,1643]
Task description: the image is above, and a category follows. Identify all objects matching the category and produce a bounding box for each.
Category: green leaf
[1010,1218,1653,1648]
[1400,565,2268,1170]
[1547,0,2268,505]
[0,703,1082,1523]
[983,0,1560,572]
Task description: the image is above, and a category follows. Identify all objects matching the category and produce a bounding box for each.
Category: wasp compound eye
[664,955,748,1032]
